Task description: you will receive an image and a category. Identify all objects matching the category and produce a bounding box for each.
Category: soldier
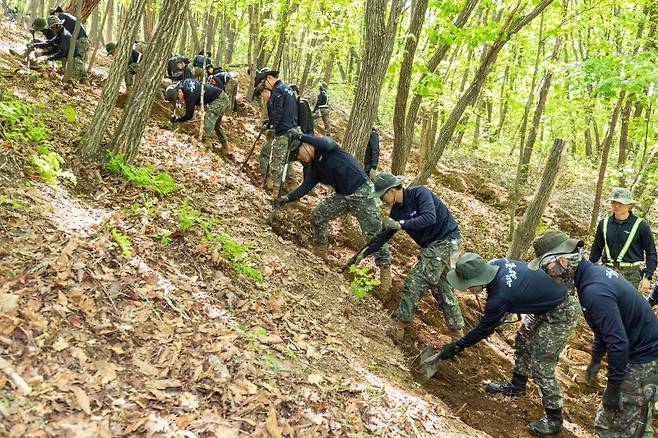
[49,6,89,62]
[254,68,299,193]
[590,187,656,293]
[273,134,391,295]
[10,17,56,59]
[105,42,142,91]
[290,85,314,135]
[211,70,239,113]
[167,55,192,83]
[364,127,380,181]
[313,81,331,136]
[347,172,464,340]
[530,229,658,437]
[192,51,212,81]
[32,15,86,81]
[441,253,580,436]
[165,78,230,156]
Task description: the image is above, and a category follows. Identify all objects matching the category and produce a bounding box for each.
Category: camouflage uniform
[512,294,581,409]
[203,91,229,142]
[319,108,331,136]
[311,181,390,267]
[76,36,90,62]
[396,239,464,331]
[594,359,658,437]
[62,57,86,80]
[258,130,275,177]
[225,77,238,112]
[615,266,643,289]
[261,129,299,186]
[124,62,139,86]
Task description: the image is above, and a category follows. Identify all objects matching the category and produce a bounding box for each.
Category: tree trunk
[178,13,188,55]
[617,95,633,168]
[415,0,555,185]
[143,0,154,40]
[78,0,148,161]
[390,0,479,174]
[298,42,315,95]
[507,137,566,259]
[390,0,429,172]
[223,12,238,65]
[187,10,201,53]
[271,0,298,71]
[86,0,111,73]
[321,48,336,86]
[342,0,404,158]
[63,0,83,82]
[584,122,593,157]
[589,92,626,234]
[109,0,191,162]
[64,0,99,21]
[106,0,114,43]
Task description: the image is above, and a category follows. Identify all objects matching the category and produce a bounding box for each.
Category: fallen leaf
[53,338,70,351]
[0,294,19,315]
[306,345,322,360]
[265,407,282,438]
[132,355,160,376]
[95,360,117,386]
[307,373,324,385]
[71,386,92,415]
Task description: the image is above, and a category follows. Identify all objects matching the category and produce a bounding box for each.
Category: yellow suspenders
[603,215,644,267]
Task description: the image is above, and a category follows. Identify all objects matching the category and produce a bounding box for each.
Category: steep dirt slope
[0,19,601,437]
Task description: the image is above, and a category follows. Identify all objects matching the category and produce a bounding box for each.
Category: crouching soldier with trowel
[345,172,465,341]
[272,134,392,297]
[530,229,658,438]
[430,252,581,436]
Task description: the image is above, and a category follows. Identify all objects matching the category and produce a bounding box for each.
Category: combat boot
[219,140,233,158]
[313,244,329,262]
[485,372,527,396]
[388,320,408,344]
[448,328,464,339]
[528,408,563,436]
[377,266,392,303]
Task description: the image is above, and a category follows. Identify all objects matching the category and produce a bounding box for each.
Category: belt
[606,261,643,268]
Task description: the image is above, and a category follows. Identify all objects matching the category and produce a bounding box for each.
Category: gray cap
[46,15,64,27]
[369,172,406,199]
[165,83,181,106]
[447,253,499,290]
[528,229,584,270]
[606,187,637,205]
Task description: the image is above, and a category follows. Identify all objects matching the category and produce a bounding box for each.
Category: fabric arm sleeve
[640,222,657,277]
[400,190,436,230]
[362,230,396,258]
[591,334,606,361]
[270,93,283,128]
[589,221,604,263]
[287,176,318,201]
[589,297,629,385]
[457,298,509,349]
[175,93,196,122]
[371,133,380,170]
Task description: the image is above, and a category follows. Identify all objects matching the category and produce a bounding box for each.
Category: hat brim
[368,176,406,199]
[447,264,499,290]
[605,197,638,205]
[528,238,584,270]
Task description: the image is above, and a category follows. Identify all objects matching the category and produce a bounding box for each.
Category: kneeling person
[443,253,581,436]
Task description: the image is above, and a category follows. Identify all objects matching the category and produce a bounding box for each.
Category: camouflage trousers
[258,129,299,186]
[512,295,581,409]
[258,129,275,177]
[77,37,90,63]
[124,62,139,86]
[225,78,238,112]
[314,108,331,136]
[611,265,643,291]
[395,239,464,331]
[61,57,86,81]
[594,359,658,438]
[311,181,390,267]
[204,92,229,142]
[193,66,205,81]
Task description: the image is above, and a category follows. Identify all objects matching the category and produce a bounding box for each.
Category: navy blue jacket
[575,259,658,384]
[287,135,367,201]
[192,54,211,68]
[34,26,80,61]
[209,73,226,90]
[313,89,328,112]
[129,49,141,64]
[364,128,380,173]
[167,58,192,81]
[365,186,459,256]
[267,80,298,136]
[590,213,656,278]
[457,259,568,349]
[58,12,87,39]
[297,98,314,135]
[173,79,223,123]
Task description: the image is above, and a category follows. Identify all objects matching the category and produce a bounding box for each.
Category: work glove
[368,168,378,182]
[35,56,47,64]
[602,382,622,413]
[261,120,270,131]
[439,341,462,360]
[340,249,366,273]
[169,114,178,124]
[585,359,602,383]
[382,218,401,232]
[272,195,289,210]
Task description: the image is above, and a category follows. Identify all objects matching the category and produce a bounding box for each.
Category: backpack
[298,97,314,135]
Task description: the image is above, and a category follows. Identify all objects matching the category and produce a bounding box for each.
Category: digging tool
[632,376,658,438]
[240,126,265,170]
[418,345,444,381]
[339,228,390,273]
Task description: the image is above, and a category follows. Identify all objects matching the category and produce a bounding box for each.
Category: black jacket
[287,135,367,201]
[192,54,211,68]
[173,79,223,123]
[167,58,192,81]
[58,12,87,39]
[34,26,80,61]
[313,89,328,112]
[267,80,298,136]
[297,97,314,135]
[364,128,379,173]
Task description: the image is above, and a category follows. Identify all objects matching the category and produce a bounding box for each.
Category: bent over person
[273,134,392,295]
[441,253,580,436]
[530,229,658,438]
[348,172,464,340]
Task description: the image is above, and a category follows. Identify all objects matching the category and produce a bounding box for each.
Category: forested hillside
[1,0,658,437]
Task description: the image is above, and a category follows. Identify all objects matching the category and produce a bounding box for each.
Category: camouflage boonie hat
[165,83,182,106]
[105,42,117,54]
[31,17,48,32]
[606,187,637,205]
[447,253,499,290]
[46,15,65,28]
[369,172,406,199]
[528,229,584,270]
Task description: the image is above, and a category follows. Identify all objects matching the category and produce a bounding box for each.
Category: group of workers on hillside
[252,65,658,437]
[10,10,658,435]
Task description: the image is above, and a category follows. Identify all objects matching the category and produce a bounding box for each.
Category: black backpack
[298,97,314,135]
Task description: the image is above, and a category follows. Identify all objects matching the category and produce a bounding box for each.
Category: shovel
[418,346,443,381]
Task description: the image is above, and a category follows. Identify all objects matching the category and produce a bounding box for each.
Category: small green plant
[30,145,77,186]
[348,265,381,299]
[111,228,132,258]
[262,352,281,372]
[62,104,76,123]
[155,232,172,245]
[286,349,300,363]
[0,196,23,209]
[106,151,180,196]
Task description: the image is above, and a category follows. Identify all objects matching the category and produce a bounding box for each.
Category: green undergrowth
[0,92,76,186]
[0,196,23,209]
[348,265,380,299]
[177,199,263,284]
[106,151,180,196]
[111,228,132,258]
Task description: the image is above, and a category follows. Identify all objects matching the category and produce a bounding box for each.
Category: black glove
[439,341,462,360]
[602,382,622,413]
[382,218,401,231]
[261,120,270,131]
[272,195,289,209]
[170,114,177,123]
[585,359,602,383]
